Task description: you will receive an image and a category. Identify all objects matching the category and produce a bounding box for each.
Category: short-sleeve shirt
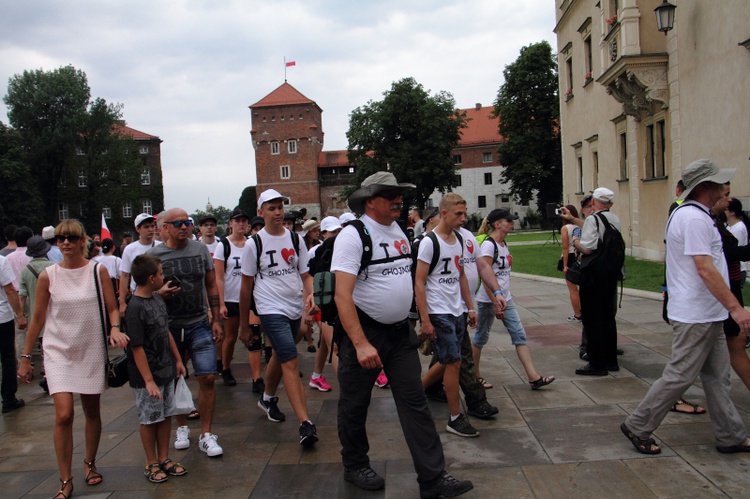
[666,201,728,323]
[121,240,157,292]
[476,237,512,304]
[0,256,16,323]
[19,258,55,317]
[727,221,749,273]
[125,295,175,388]
[579,210,621,252]
[214,239,245,303]
[147,240,214,328]
[417,232,465,316]
[458,227,480,295]
[203,239,220,258]
[331,214,413,324]
[240,228,309,319]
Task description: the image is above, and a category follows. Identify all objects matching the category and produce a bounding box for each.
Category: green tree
[238,186,257,216]
[345,77,467,212]
[190,205,232,227]
[0,122,45,229]
[493,41,562,213]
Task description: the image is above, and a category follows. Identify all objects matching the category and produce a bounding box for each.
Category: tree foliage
[238,186,257,216]
[493,41,562,213]
[345,77,467,212]
[0,122,45,229]
[190,205,232,227]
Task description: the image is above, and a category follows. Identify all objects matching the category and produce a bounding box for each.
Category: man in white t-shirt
[199,215,219,257]
[118,213,157,317]
[238,189,318,447]
[332,172,473,497]
[1,254,27,413]
[622,159,750,455]
[415,193,478,438]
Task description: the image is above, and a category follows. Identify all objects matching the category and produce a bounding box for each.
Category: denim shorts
[132,381,176,425]
[472,299,527,348]
[429,313,465,364]
[259,314,301,363]
[170,320,217,376]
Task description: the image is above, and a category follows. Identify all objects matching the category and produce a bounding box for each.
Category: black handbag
[557,257,564,272]
[565,259,582,285]
[94,263,129,388]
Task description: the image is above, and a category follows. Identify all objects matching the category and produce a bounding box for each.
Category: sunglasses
[167,219,195,228]
[55,235,81,243]
[376,190,402,201]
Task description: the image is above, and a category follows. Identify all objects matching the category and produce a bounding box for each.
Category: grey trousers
[625,320,747,447]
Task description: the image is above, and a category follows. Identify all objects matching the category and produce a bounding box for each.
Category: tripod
[543,218,561,246]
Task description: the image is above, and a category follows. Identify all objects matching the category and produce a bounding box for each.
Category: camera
[555,207,563,216]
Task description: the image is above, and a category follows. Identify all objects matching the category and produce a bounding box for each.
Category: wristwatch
[20,354,32,359]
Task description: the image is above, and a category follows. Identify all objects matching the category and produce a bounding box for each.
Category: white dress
[43,261,107,395]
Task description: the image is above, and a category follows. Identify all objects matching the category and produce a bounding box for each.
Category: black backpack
[580,212,625,282]
[219,234,247,270]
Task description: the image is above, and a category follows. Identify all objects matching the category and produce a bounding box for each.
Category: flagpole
[284,57,287,82]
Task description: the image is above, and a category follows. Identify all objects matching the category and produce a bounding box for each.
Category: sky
[0,0,557,214]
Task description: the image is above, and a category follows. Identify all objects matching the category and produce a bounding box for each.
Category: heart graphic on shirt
[394,239,409,255]
[465,240,474,254]
[507,254,513,267]
[454,255,462,270]
[281,248,296,265]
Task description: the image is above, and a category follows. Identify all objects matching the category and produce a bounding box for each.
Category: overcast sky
[0,0,556,214]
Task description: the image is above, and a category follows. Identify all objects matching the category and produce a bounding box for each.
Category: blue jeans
[259,314,301,363]
[170,320,217,376]
[472,299,527,348]
[429,313,465,364]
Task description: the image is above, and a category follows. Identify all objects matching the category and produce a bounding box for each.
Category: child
[126,254,188,483]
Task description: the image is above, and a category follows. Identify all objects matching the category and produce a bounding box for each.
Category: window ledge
[642,176,668,183]
[616,177,629,183]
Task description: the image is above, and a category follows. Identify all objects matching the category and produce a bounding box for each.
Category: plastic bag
[173,377,196,414]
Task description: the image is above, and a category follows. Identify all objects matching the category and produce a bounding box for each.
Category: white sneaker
[199,432,223,457]
[175,425,190,450]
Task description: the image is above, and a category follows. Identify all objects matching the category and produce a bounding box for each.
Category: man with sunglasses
[119,213,159,316]
[148,208,224,458]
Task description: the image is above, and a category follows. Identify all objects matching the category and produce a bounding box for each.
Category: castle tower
[249,82,324,217]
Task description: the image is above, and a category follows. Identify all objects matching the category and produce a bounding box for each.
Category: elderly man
[622,159,750,454]
[332,171,473,497]
[573,187,622,376]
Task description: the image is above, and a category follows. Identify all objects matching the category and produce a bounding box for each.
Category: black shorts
[226,302,239,318]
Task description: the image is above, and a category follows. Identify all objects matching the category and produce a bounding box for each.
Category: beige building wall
[555,0,750,261]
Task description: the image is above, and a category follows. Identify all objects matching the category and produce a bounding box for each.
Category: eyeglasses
[376,190,401,201]
[55,235,81,243]
[167,220,194,228]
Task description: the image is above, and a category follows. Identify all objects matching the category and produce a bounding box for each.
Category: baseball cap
[134,213,156,229]
[487,208,519,224]
[257,188,289,210]
[339,212,356,224]
[250,216,265,229]
[199,215,217,225]
[230,207,249,220]
[320,216,343,233]
[42,225,56,240]
[593,187,615,204]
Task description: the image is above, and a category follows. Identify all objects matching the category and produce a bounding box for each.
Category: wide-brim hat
[679,158,735,200]
[25,235,51,258]
[348,171,415,214]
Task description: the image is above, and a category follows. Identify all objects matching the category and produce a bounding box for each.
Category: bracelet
[493,289,503,296]
[20,354,32,359]
[468,309,476,313]
[110,324,121,329]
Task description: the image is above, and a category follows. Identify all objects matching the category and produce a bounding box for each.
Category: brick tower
[249,82,324,217]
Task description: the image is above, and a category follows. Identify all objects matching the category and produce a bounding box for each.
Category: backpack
[579,212,625,282]
[219,234,247,270]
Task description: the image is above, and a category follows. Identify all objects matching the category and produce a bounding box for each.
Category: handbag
[565,258,582,285]
[94,263,129,388]
[557,257,564,272]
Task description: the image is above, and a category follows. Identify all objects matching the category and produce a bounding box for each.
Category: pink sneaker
[374,371,389,388]
[309,375,332,392]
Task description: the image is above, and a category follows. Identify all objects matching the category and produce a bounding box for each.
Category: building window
[482,152,492,163]
[103,207,112,219]
[78,170,86,187]
[646,119,666,178]
[478,196,487,208]
[484,172,493,185]
[141,168,150,185]
[139,146,149,155]
[142,200,152,215]
[592,150,599,187]
[287,140,297,154]
[566,56,573,94]
[282,197,291,206]
[58,203,68,220]
[122,202,133,218]
[280,165,291,179]
[75,147,84,156]
[455,174,462,186]
[271,142,280,155]
[501,195,510,203]
[584,36,593,81]
[348,167,355,173]
[619,131,628,180]
[453,155,462,165]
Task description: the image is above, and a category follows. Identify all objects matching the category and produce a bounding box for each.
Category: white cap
[257,188,289,210]
[320,216,343,233]
[593,187,615,204]
[134,213,156,229]
[339,212,356,224]
[42,225,56,240]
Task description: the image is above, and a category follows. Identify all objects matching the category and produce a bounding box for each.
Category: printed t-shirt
[476,237,512,303]
[121,240,157,292]
[203,239,219,258]
[727,221,749,273]
[125,295,175,388]
[459,227,480,294]
[417,231,465,316]
[214,239,244,303]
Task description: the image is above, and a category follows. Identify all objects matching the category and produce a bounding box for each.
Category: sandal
[160,458,188,476]
[83,459,102,486]
[530,375,555,390]
[620,423,661,454]
[144,463,168,483]
[478,377,493,389]
[186,409,200,420]
[670,399,706,415]
[53,477,73,499]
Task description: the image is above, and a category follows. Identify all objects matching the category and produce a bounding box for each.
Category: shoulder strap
[25,263,40,279]
[251,233,263,279]
[221,235,231,267]
[487,236,500,265]
[346,219,373,274]
[426,231,441,274]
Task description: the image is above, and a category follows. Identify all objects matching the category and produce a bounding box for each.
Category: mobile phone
[555,208,562,215]
[167,276,181,288]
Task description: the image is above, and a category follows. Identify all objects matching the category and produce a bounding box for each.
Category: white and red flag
[101,213,112,241]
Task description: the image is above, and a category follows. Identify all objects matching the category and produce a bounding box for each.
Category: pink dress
[43,261,107,395]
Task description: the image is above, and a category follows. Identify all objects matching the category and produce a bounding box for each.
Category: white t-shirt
[666,201,729,323]
[202,239,220,258]
[459,227,480,295]
[121,240,158,291]
[307,243,322,271]
[0,256,15,323]
[476,237,512,303]
[241,228,309,319]
[727,221,749,273]
[417,232,465,316]
[214,239,245,303]
[331,214,413,324]
[95,254,121,279]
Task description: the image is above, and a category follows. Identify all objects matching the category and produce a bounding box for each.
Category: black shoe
[39,377,49,394]
[217,359,223,373]
[606,364,620,372]
[252,377,265,394]
[2,398,25,413]
[420,472,473,498]
[258,396,286,422]
[580,352,589,361]
[344,466,385,491]
[425,386,448,403]
[220,369,237,386]
[467,400,499,419]
[307,344,316,353]
[299,420,318,446]
[575,364,608,376]
[616,348,624,355]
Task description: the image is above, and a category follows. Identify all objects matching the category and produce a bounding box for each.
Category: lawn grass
[505,231,558,243]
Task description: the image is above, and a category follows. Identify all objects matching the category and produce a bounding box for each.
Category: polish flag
[285,60,296,67]
[101,213,112,241]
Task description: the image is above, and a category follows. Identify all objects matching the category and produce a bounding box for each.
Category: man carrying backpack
[574,187,623,376]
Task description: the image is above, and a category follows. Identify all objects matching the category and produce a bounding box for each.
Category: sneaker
[1,398,25,414]
[567,315,582,322]
[309,375,332,392]
[425,386,448,403]
[344,466,385,491]
[174,425,190,450]
[420,472,473,498]
[467,400,499,420]
[198,432,223,457]
[299,420,319,446]
[307,344,317,353]
[446,414,479,438]
[374,372,389,388]
[216,359,223,373]
[220,369,237,386]
[252,378,265,394]
[258,396,286,422]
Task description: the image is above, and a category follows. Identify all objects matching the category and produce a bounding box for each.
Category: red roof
[458,104,503,146]
[250,82,320,110]
[114,123,160,141]
[318,150,349,167]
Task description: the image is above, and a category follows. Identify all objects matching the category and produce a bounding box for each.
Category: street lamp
[655,1,676,35]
